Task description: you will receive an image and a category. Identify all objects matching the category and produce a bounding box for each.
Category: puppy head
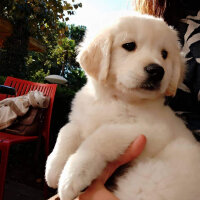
[77,14,185,101]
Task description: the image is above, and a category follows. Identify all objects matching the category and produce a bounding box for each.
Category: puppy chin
[114,83,163,103]
[133,88,163,100]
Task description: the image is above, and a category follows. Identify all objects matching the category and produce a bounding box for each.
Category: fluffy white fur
[45,13,200,200]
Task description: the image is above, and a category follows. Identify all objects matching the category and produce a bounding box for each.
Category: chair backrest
[0,76,57,152]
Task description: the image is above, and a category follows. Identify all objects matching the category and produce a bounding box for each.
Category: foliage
[0,76,6,85]
[65,24,86,44]
[30,68,50,83]
[0,0,82,41]
[24,24,86,85]
[65,65,86,93]
[0,0,82,79]
[0,18,29,79]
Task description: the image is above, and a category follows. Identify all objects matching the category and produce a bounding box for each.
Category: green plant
[0,0,82,79]
[0,76,6,84]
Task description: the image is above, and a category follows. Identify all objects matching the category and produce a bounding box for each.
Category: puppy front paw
[45,154,66,188]
[58,153,106,200]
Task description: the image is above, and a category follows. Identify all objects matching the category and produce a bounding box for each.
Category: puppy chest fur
[68,84,200,200]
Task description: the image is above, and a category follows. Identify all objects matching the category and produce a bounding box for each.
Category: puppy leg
[45,123,82,188]
[58,124,140,200]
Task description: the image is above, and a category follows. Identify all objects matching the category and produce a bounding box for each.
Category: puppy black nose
[144,64,164,81]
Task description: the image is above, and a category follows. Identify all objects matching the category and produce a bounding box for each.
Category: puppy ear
[77,33,112,81]
[165,52,185,96]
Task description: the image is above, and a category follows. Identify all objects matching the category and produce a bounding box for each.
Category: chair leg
[0,141,10,200]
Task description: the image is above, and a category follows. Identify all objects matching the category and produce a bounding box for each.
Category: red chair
[0,76,57,200]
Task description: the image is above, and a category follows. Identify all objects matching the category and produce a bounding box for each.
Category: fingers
[48,194,59,200]
[98,135,146,184]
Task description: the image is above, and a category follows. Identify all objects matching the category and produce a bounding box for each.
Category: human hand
[76,135,146,200]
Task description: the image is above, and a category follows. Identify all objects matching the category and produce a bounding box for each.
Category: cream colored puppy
[45,14,200,200]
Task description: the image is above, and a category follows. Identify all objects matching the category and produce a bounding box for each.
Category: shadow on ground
[2,142,56,200]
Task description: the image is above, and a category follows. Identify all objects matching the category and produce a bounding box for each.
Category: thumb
[116,134,146,166]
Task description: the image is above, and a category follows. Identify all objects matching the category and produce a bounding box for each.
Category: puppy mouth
[140,81,161,90]
[117,79,161,92]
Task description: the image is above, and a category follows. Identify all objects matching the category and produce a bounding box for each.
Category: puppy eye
[122,42,136,51]
[161,49,168,59]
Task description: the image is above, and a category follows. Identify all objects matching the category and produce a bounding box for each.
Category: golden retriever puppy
[45,13,200,200]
